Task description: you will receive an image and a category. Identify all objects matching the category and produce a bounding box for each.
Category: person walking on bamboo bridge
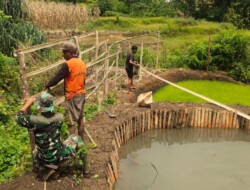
[125,45,140,94]
[46,41,86,140]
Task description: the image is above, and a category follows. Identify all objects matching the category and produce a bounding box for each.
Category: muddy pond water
[114,128,250,190]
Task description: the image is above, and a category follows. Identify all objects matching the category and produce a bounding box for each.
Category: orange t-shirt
[65,58,86,99]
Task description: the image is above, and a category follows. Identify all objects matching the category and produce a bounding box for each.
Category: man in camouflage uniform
[16,92,85,180]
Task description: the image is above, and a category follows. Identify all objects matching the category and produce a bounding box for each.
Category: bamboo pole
[156,30,160,68]
[167,111,172,128]
[114,131,120,148]
[17,52,36,167]
[201,108,204,128]
[194,109,198,128]
[115,45,120,89]
[107,163,115,185]
[73,36,81,58]
[215,112,220,128]
[139,41,143,81]
[104,48,109,96]
[159,110,163,129]
[197,108,201,128]
[205,109,209,128]
[147,110,151,130]
[208,109,212,128]
[154,110,159,129]
[14,33,96,55]
[110,154,118,180]
[141,68,250,120]
[163,110,167,128]
[95,30,99,59]
[228,111,233,128]
[142,112,145,132]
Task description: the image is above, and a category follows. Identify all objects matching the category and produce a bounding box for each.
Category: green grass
[153,80,250,106]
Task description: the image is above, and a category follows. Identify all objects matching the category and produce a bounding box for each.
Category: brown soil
[1,69,249,190]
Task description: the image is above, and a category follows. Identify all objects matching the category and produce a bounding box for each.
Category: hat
[62,41,78,53]
[35,92,55,113]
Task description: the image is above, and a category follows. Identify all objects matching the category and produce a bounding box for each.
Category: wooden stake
[163,110,167,128]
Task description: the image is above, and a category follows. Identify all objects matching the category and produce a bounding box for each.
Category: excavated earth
[1,69,250,190]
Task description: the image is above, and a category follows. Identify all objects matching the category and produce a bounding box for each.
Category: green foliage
[211,31,247,71]
[161,50,189,69]
[0,137,31,183]
[103,10,121,17]
[0,11,47,56]
[224,2,250,29]
[0,53,19,94]
[96,0,127,15]
[95,0,176,17]
[130,0,175,17]
[0,107,31,183]
[84,16,133,31]
[102,92,116,107]
[186,41,208,70]
[163,30,249,83]
[229,62,250,84]
[85,104,98,121]
[135,48,156,68]
[0,0,28,19]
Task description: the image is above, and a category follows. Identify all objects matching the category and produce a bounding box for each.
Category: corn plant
[0,0,28,19]
[26,0,89,30]
[0,11,47,56]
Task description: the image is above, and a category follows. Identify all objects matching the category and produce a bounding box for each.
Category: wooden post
[95,30,99,59]
[104,48,109,96]
[156,30,160,68]
[73,36,81,58]
[115,45,120,89]
[208,109,212,128]
[163,110,167,128]
[95,68,101,111]
[139,41,143,81]
[167,111,172,128]
[17,51,36,165]
[147,110,151,130]
[155,110,159,129]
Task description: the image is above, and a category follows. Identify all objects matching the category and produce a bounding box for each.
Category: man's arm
[129,59,140,67]
[46,63,69,89]
[16,96,35,128]
[128,53,140,67]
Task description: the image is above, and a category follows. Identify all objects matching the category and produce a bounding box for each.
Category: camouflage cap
[35,92,55,113]
[62,41,78,53]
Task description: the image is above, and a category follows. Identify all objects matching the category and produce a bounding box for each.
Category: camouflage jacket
[16,111,73,165]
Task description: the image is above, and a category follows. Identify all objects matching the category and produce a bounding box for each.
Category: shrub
[0,11,47,56]
[211,31,247,71]
[186,41,208,70]
[229,62,250,84]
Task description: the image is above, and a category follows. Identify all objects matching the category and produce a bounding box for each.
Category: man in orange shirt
[46,41,86,140]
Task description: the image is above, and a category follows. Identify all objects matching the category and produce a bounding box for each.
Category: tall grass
[26,0,88,30]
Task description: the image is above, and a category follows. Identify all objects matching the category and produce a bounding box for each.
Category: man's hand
[134,61,140,67]
[21,96,35,112]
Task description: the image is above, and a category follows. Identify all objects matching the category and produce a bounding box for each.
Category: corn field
[26,0,89,30]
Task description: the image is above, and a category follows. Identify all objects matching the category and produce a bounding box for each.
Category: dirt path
[1,69,249,190]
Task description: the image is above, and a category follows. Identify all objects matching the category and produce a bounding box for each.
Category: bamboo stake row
[106,107,250,189]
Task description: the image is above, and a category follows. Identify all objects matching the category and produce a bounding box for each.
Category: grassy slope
[82,16,250,52]
[153,80,250,106]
